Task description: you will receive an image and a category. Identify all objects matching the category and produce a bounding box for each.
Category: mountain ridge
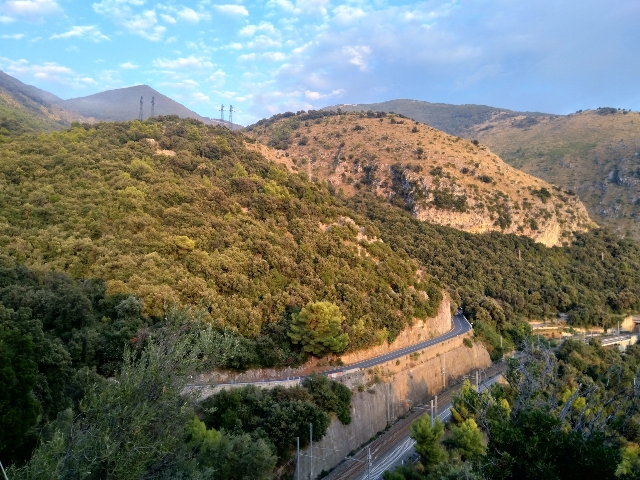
[0,70,241,133]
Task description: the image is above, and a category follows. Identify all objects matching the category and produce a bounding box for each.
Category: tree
[411,416,447,468]
[450,418,485,460]
[8,320,236,479]
[288,301,349,356]
[0,320,40,465]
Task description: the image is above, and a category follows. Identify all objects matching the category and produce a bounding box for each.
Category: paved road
[323,313,472,376]
[191,313,472,388]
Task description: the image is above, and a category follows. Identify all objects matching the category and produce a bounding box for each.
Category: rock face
[247,112,596,246]
[295,335,491,478]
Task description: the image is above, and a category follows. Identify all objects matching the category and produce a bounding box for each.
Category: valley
[0,70,639,480]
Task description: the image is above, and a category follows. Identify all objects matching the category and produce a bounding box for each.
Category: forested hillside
[0,116,439,360]
[348,194,640,359]
[2,114,640,477]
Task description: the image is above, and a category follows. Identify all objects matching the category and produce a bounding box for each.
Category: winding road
[193,312,473,388]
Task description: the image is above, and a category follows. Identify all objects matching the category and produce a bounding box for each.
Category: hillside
[465,109,640,240]
[0,70,86,136]
[326,99,548,136]
[246,111,595,246]
[0,116,441,361]
[60,85,238,127]
[327,100,640,241]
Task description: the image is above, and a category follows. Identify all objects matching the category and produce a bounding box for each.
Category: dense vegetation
[0,117,440,364]
[200,375,351,459]
[348,194,640,358]
[0,264,149,465]
[385,341,640,479]
[5,319,350,479]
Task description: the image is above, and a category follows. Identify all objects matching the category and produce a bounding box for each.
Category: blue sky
[0,0,638,125]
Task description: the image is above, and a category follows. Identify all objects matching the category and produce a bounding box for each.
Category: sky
[0,0,638,125]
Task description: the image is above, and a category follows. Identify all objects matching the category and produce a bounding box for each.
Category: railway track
[323,362,508,480]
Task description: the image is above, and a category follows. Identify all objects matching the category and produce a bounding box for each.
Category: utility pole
[430,399,435,427]
[151,96,155,117]
[435,394,438,414]
[309,423,313,480]
[219,104,225,123]
[229,104,234,129]
[296,437,300,480]
[139,96,143,121]
[0,460,8,480]
[476,370,479,391]
[367,447,372,480]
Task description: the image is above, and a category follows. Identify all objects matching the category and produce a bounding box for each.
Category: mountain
[0,70,86,135]
[0,71,241,137]
[325,99,549,136]
[464,109,640,240]
[60,85,238,128]
[245,110,595,246]
[326,100,640,240]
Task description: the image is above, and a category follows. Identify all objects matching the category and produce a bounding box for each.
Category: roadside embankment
[194,294,453,385]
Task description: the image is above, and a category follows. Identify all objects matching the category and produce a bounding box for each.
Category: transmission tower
[219,104,225,124]
[228,105,234,130]
[151,96,155,118]
[139,96,143,121]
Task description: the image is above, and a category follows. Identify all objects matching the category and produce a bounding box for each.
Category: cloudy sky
[0,0,638,125]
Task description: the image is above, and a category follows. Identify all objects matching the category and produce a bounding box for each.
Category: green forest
[1,114,640,476]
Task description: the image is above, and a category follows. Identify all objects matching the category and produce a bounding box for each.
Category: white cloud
[1,33,24,39]
[304,88,345,101]
[342,45,371,71]
[239,22,276,37]
[267,0,328,16]
[152,55,213,69]
[192,91,210,103]
[332,5,366,24]
[120,61,138,69]
[0,0,62,21]
[50,25,109,42]
[246,35,281,50]
[177,7,209,22]
[0,57,96,89]
[92,1,165,41]
[208,69,226,87]
[213,4,248,16]
[238,51,287,62]
[0,15,14,23]
[160,13,176,24]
